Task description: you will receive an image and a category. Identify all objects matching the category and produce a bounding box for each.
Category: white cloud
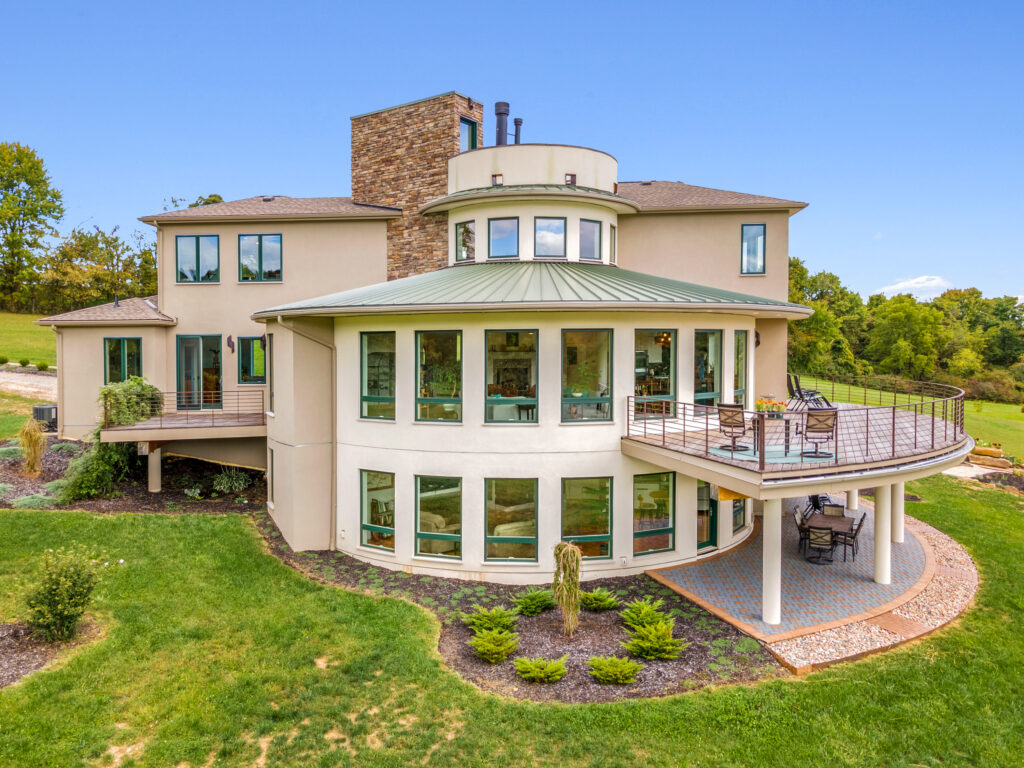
[876,275,954,300]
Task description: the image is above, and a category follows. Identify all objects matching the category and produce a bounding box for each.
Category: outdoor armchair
[822,503,846,517]
[802,408,839,459]
[717,403,751,454]
[806,526,837,563]
[836,513,867,562]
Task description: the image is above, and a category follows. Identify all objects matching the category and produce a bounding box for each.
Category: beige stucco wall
[754,318,789,402]
[448,145,618,193]
[164,437,268,470]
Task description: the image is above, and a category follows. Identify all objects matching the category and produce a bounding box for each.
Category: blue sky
[5,0,1022,300]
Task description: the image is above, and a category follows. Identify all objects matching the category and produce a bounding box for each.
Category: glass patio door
[177,335,222,409]
[696,481,718,550]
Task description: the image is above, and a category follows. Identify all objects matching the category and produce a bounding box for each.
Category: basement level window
[491,174,503,186]
[459,118,478,152]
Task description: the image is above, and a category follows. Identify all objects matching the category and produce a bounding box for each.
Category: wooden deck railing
[102,390,266,430]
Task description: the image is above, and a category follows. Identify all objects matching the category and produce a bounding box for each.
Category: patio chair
[793,510,810,554]
[794,374,832,407]
[806,526,837,563]
[717,403,751,454]
[836,513,867,562]
[802,493,836,519]
[801,408,838,459]
[822,503,846,517]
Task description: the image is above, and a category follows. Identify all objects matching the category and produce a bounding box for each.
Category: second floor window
[485,330,538,423]
[455,221,475,262]
[741,224,765,274]
[176,235,219,283]
[562,329,612,421]
[489,218,518,259]
[362,332,395,419]
[534,217,566,258]
[417,330,462,421]
[239,234,283,282]
[580,219,601,261]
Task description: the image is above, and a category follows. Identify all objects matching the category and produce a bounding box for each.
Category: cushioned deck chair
[806,526,837,563]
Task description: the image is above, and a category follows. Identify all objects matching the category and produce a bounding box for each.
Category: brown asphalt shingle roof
[36,297,175,326]
[617,181,806,212]
[140,196,400,223]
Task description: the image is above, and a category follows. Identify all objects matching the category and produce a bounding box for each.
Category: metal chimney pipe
[513,117,522,144]
[495,102,509,145]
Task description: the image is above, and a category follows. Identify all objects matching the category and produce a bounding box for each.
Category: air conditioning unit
[33,403,57,431]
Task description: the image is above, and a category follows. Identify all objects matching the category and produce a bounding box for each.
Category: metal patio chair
[802,408,838,459]
[717,403,751,454]
[836,513,867,562]
[806,526,837,563]
[822,503,847,517]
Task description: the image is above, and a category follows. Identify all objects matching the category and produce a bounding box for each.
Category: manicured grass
[0,391,44,440]
[0,312,56,367]
[1,478,1022,766]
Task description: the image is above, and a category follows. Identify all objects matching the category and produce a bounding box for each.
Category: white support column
[147,448,162,493]
[762,498,782,625]
[873,484,891,585]
[891,481,905,544]
[846,488,859,512]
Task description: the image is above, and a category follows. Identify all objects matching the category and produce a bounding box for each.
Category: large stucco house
[39,92,971,624]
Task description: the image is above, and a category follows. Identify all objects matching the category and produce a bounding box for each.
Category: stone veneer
[351,92,484,280]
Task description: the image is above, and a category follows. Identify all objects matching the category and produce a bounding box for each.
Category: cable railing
[102,390,266,430]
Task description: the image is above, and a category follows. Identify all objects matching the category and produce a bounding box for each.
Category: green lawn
[0,312,56,367]
[1,476,1022,766]
[0,391,44,440]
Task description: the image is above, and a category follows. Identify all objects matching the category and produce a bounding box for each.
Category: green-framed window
[176,235,219,282]
[694,329,722,406]
[488,217,519,259]
[459,118,478,152]
[562,477,612,559]
[268,448,275,504]
[697,481,718,549]
[361,470,395,551]
[416,331,461,421]
[416,475,461,558]
[239,234,282,281]
[454,221,475,262]
[634,330,676,416]
[734,330,748,407]
[267,333,275,411]
[485,330,538,423]
[609,224,617,264]
[741,224,765,274]
[579,219,602,261]
[238,336,266,384]
[485,478,538,561]
[732,499,746,533]
[534,217,566,258]
[104,337,142,384]
[362,332,395,419]
[633,472,674,555]
[562,329,612,422]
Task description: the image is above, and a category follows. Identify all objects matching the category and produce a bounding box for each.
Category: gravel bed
[768,621,901,668]
[912,521,976,571]
[894,574,976,629]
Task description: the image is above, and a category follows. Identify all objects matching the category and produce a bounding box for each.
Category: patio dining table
[805,513,853,534]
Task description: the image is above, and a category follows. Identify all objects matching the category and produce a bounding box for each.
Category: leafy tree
[863,295,948,378]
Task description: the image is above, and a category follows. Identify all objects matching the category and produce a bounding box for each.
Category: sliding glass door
[177,335,222,409]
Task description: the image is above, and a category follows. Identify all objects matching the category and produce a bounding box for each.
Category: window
[534,217,566,258]
[734,330,748,407]
[416,475,461,558]
[634,330,675,416]
[454,221,475,262]
[485,478,538,560]
[104,337,142,384]
[562,477,612,559]
[238,337,266,384]
[361,470,395,551]
[361,332,395,419]
[239,234,282,281]
[268,448,274,504]
[741,224,765,274]
[488,218,518,258]
[416,331,461,421]
[565,173,577,185]
[267,333,275,411]
[485,330,538,423]
[732,499,746,533]
[634,472,674,555]
[176,235,219,282]
[562,330,612,421]
[694,330,722,405]
[459,118,478,152]
[697,481,718,549]
[580,219,601,261]
[609,224,617,264]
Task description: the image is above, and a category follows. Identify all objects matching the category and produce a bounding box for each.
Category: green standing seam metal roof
[253,262,812,319]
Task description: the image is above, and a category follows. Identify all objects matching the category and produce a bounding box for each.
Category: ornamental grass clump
[514,654,568,683]
[587,655,643,684]
[212,468,252,494]
[552,541,582,636]
[619,597,666,630]
[580,587,619,612]
[25,547,100,641]
[621,618,689,660]
[18,417,46,474]
[514,589,555,617]
[460,604,518,633]
[468,628,519,664]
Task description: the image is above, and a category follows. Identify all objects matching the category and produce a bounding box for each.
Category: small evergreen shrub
[11,494,57,509]
[468,628,519,664]
[580,587,619,612]
[49,442,81,453]
[58,431,141,503]
[18,358,30,367]
[212,468,252,494]
[621,618,689,660]
[619,597,666,630]
[0,356,8,365]
[18,417,47,474]
[460,604,518,633]
[514,654,568,683]
[44,479,66,495]
[100,376,163,426]
[0,482,13,495]
[25,547,100,641]
[514,589,555,617]
[35,361,49,372]
[587,655,643,684]
[0,446,22,459]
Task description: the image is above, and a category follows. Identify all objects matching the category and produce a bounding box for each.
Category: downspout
[277,314,338,551]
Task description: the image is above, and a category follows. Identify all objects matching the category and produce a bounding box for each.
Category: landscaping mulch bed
[976,471,1024,495]
[0,620,98,689]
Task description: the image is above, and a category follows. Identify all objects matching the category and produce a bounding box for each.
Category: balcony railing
[625,376,967,477]
[101,390,266,431]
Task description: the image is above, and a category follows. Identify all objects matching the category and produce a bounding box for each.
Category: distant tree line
[788,257,1024,403]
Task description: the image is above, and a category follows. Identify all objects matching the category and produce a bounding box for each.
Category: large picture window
[579,219,601,261]
[416,331,462,421]
[741,224,765,274]
[634,330,675,415]
[239,234,282,281]
[562,477,612,559]
[361,332,395,419]
[485,330,538,423]
[416,476,461,558]
[361,470,395,551]
[488,218,519,259]
[633,472,674,555]
[104,337,141,384]
[455,221,475,262]
[534,217,566,258]
[238,337,266,384]
[485,478,538,561]
[176,235,219,283]
[562,330,612,421]
[734,330,748,407]
[694,330,722,405]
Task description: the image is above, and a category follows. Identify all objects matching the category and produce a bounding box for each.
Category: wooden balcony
[99,390,267,443]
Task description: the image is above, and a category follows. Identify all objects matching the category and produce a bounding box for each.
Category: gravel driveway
[0,370,57,400]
